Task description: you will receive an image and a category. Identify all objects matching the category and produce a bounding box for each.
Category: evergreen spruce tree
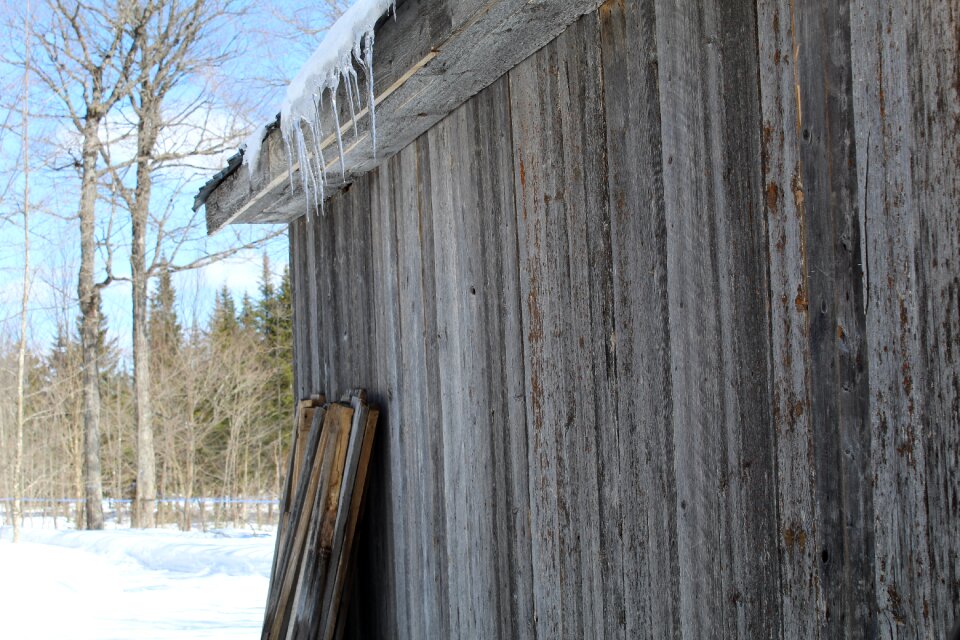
[148,269,182,372]
[211,286,239,341]
[238,292,257,333]
[256,254,277,339]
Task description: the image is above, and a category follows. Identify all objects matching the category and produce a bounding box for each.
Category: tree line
[0,255,293,531]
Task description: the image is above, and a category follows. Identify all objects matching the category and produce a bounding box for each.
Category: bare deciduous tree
[116,0,237,528]
[29,0,150,529]
[12,0,33,543]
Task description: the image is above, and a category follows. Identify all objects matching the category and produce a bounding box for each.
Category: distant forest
[0,255,293,529]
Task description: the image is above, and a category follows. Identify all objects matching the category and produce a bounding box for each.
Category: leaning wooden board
[324,404,379,640]
[286,402,353,639]
[264,396,325,631]
[261,390,380,640]
[266,404,334,640]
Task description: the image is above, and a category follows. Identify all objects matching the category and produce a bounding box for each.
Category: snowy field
[0,520,275,639]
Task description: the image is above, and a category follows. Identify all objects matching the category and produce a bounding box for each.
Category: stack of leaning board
[262,389,379,640]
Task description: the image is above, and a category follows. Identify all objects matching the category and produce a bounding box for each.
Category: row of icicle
[246,0,396,220]
[281,28,377,220]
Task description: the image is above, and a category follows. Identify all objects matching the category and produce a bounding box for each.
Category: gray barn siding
[284,1,958,638]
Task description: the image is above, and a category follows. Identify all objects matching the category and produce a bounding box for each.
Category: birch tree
[12,0,33,543]
[30,0,147,529]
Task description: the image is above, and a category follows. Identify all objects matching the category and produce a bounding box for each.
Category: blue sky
[0,1,346,355]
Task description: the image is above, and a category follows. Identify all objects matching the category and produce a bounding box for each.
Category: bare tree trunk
[132,233,154,527]
[131,102,158,529]
[13,6,31,543]
[73,441,84,529]
[78,115,104,531]
[114,376,121,506]
[181,463,193,532]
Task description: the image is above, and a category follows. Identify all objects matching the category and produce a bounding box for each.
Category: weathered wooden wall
[286,1,959,637]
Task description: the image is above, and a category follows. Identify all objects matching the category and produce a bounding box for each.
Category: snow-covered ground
[0,521,275,639]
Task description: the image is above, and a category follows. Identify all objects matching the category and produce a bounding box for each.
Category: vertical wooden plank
[412,134,452,638]
[305,211,321,394]
[851,1,932,638]
[755,1,826,636]
[348,175,376,386]
[424,74,532,639]
[550,16,611,640]
[389,146,429,640]
[598,1,678,638]
[290,218,309,401]
[330,186,354,390]
[709,2,784,639]
[509,38,563,639]
[313,199,338,396]
[427,98,479,639]
[793,1,879,637]
[509,12,613,638]
[378,160,407,640]
[654,0,785,637]
[427,95,498,637]
[265,405,330,640]
[324,406,380,640]
[288,404,352,639]
[356,161,406,639]
[653,1,725,635]
[288,221,300,401]
[470,78,535,640]
[908,2,960,635]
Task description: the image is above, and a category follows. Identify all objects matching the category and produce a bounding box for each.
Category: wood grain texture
[356,155,404,640]
[653,0,782,637]
[794,2,879,636]
[470,78,534,640]
[264,405,328,640]
[322,405,380,640]
[654,0,727,634]
[290,219,309,401]
[428,92,509,639]
[906,2,960,635]
[508,14,614,638]
[270,1,958,636]
[756,1,826,636]
[287,403,352,639]
[598,1,677,638]
[849,1,944,637]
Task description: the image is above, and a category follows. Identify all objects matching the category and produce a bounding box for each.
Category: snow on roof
[197,0,396,217]
[244,0,396,197]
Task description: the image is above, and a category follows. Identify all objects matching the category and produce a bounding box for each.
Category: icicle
[308,102,327,216]
[348,64,363,117]
[310,94,328,188]
[343,68,359,139]
[294,128,314,221]
[282,128,296,194]
[271,0,395,216]
[243,125,265,175]
[303,119,322,218]
[364,30,377,154]
[349,66,364,136]
[329,87,347,178]
[303,129,322,221]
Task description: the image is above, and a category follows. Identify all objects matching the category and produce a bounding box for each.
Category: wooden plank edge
[323,407,380,640]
